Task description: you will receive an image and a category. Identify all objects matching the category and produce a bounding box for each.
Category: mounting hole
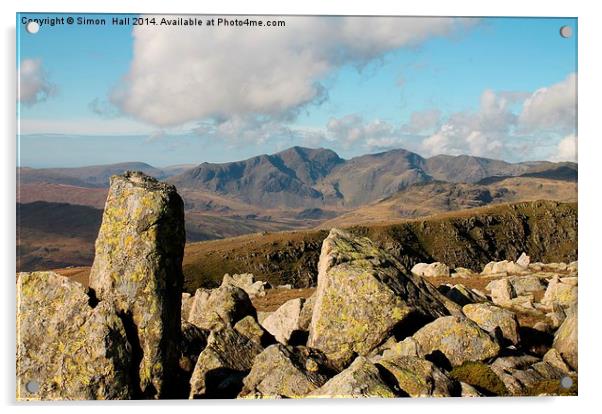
[26,21,40,34]
[25,380,40,393]
[560,25,572,38]
[560,376,573,389]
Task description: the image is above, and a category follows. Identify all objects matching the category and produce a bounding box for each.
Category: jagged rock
[411,262,450,277]
[553,308,577,371]
[533,322,552,333]
[451,267,475,278]
[542,276,578,309]
[16,271,133,400]
[482,260,526,275]
[445,284,488,306]
[188,284,256,331]
[381,337,420,360]
[460,382,483,397]
[257,311,272,325]
[181,292,193,321]
[511,362,565,390]
[308,229,459,367]
[377,356,457,397]
[516,253,530,268]
[490,355,541,395]
[179,321,209,375]
[310,357,396,398]
[240,344,329,398]
[486,278,514,305]
[189,327,263,398]
[262,298,305,345]
[546,303,567,329]
[298,294,315,331]
[543,348,571,374]
[412,316,500,367]
[234,315,272,346]
[222,273,267,298]
[462,303,520,345]
[568,261,578,273]
[507,275,545,296]
[88,171,185,398]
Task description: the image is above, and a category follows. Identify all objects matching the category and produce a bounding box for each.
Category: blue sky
[17,14,577,167]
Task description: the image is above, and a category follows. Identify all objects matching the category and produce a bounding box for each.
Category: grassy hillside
[181,200,577,291]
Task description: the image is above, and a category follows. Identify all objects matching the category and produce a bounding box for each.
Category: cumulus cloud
[113,16,476,127]
[401,108,441,134]
[18,59,55,105]
[551,134,577,162]
[518,73,576,134]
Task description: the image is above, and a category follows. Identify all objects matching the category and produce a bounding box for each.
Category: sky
[17,14,577,168]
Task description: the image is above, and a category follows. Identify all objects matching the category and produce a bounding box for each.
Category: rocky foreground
[16,172,577,400]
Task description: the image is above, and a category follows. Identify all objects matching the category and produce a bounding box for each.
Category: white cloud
[402,108,441,134]
[113,16,476,127]
[18,59,55,105]
[551,134,577,162]
[518,73,576,134]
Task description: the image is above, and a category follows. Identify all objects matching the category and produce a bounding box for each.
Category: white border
[2,1,601,413]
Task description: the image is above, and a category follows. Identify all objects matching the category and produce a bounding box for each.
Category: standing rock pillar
[89,171,185,398]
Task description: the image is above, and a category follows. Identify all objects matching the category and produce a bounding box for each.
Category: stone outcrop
[411,262,450,278]
[482,260,527,275]
[553,308,577,371]
[542,276,578,309]
[377,356,458,397]
[189,327,263,398]
[310,357,396,398]
[240,344,329,398]
[188,284,256,331]
[261,298,305,345]
[222,273,268,298]
[17,272,133,400]
[88,171,185,398]
[412,316,500,367]
[308,229,459,367]
[234,315,272,346]
[462,303,520,345]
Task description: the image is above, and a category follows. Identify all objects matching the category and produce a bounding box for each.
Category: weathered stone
[451,267,475,278]
[298,294,315,331]
[507,275,545,296]
[234,315,272,346]
[411,262,450,277]
[546,303,567,329]
[188,284,256,331]
[381,337,420,360]
[377,356,457,397]
[310,357,396,398]
[179,321,209,375]
[486,278,514,305]
[543,348,571,374]
[568,261,578,273]
[222,273,267,298]
[542,276,578,309]
[412,316,500,367]
[463,303,520,345]
[460,382,482,397]
[516,253,530,268]
[17,271,133,400]
[446,284,487,307]
[262,298,305,345]
[511,362,565,390]
[490,355,541,395]
[257,311,272,325]
[240,344,329,398]
[308,229,459,367]
[553,308,577,371]
[181,292,193,321]
[482,260,526,275]
[89,171,185,398]
[189,327,263,398]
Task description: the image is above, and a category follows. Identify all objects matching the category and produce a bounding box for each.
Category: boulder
[451,267,475,278]
[261,298,305,345]
[240,344,329,398]
[179,321,209,375]
[445,284,488,307]
[381,337,420,360]
[222,273,267,298]
[486,278,514,306]
[412,316,500,367]
[516,253,530,268]
[189,327,263,398]
[308,229,459,367]
[411,262,450,277]
[17,272,133,400]
[188,284,256,331]
[542,276,578,309]
[552,308,577,371]
[460,382,483,397]
[543,348,571,374]
[462,303,520,345]
[234,315,273,346]
[310,357,396,398]
[377,356,457,397]
[88,171,185,398]
[482,260,525,275]
[568,261,578,273]
[298,294,315,331]
[507,275,545,296]
[181,292,193,321]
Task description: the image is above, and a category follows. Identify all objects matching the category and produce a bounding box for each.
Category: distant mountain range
[16,146,577,272]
